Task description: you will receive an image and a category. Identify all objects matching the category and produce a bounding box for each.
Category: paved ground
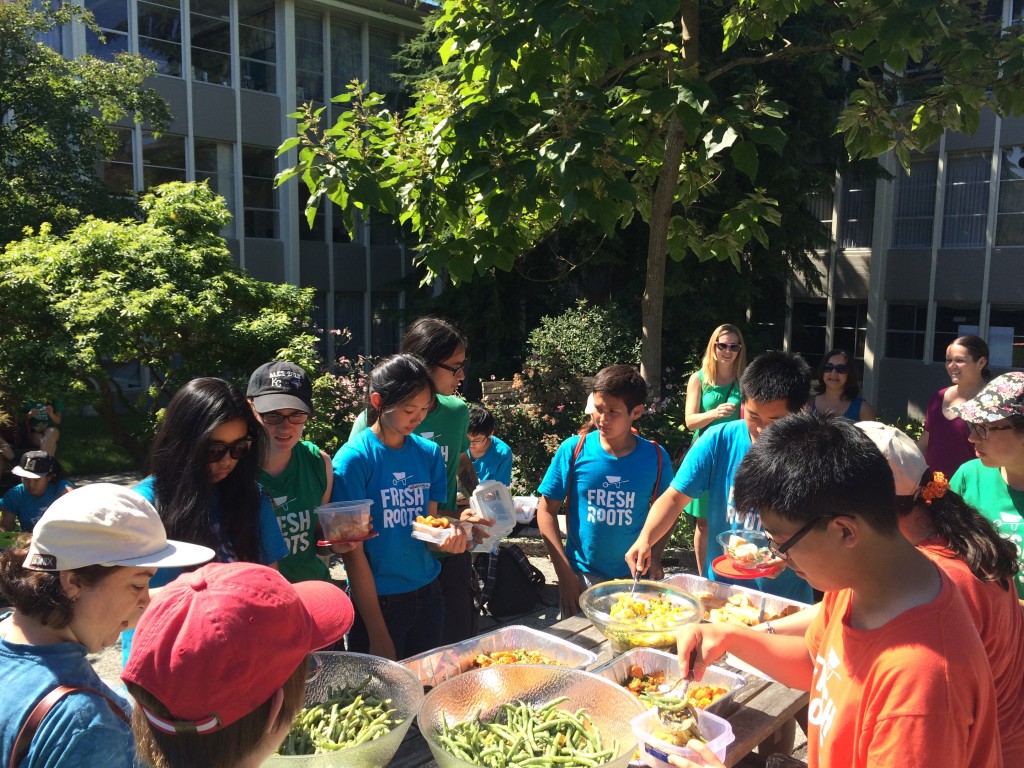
[74,472,806,765]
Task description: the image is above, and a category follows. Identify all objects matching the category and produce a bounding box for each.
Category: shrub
[526,300,640,378]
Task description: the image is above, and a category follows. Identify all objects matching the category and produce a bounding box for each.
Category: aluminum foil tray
[591,647,747,718]
[401,624,598,689]
[662,573,810,627]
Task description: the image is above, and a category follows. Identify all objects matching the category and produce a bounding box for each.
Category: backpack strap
[11,685,130,768]
[563,433,588,513]
[649,439,663,506]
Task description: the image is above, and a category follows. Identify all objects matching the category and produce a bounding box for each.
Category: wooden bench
[480,376,595,404]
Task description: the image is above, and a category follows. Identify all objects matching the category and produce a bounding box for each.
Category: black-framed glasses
[766,514,853,561]
[207,438,253,463]
[966,422,1015,440]
[260,410,309,425]
[715,343,742,352]
[436,358,469,375]
[822,363,848,374]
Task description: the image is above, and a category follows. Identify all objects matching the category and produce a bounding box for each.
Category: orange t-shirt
[919,539,1024,767]
[805,572,1002,768]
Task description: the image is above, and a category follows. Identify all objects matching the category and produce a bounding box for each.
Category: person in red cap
[122,561,354,768]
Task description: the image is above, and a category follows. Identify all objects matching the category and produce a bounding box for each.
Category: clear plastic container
[411,520,465,545]
[631,706,735,767]
[467,480,516,553]
[315,500,373,544]
[512,495,539,524]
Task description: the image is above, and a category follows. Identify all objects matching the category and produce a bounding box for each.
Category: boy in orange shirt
[674,412,1001,768]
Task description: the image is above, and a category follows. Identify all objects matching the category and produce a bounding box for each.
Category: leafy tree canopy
[0,182,317,466]
[0,0,170,246]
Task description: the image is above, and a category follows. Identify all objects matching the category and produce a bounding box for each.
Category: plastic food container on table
[314,500,374,544]
[661,573,810,626]
[631,706,735,768]
[466,480,516,552]
[401,624,598,689]
[591,647,747,718]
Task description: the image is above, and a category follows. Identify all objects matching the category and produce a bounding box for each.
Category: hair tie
[920,472,949,505]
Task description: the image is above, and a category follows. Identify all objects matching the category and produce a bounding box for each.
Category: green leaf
[731,141,759,182]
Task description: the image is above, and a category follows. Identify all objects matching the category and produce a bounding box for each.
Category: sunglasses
[259,411,309,425]
[766,514,853,561]
[207,438,253,463]
[822,363,848,374]
[715,343,742,352]
[966,422,1015,440]
[436,359,469,375]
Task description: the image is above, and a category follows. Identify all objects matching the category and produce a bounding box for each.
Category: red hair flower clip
[920,472,949,505]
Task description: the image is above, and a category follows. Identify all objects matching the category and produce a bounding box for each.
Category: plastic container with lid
[315,499,373,544]
[631,706,734,767]
[467,480,516,553]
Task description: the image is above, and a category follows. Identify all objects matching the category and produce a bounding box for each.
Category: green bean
[275,679,404,756]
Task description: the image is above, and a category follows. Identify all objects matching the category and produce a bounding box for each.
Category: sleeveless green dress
[684,371,742,520]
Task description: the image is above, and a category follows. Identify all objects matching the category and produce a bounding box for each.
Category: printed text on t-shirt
[586,487,636,526]
[379,483,428,527]
[809,645,842,746]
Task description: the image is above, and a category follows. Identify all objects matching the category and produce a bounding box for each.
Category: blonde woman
[682,324,747,534]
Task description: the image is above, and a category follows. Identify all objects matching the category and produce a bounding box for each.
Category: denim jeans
[347,577,444,659]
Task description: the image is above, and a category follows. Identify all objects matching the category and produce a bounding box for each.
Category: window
[191,0,230,86]
[885,303,927,360]
[997,146,1024,245]
[942,152,991,247]
[369,28,400,107]
[137,0,182,77]
[371,292,401,355]
[892,158,937,248]
[833,302,868,359]
[194,138,236,236]
[238,0,276,93]
[334,291,366,357]
[791,299,828,366]
[804,189,833,250]
[85,0,129,60]
[100,127,135,193]
[331,19,362,121]
[295,10,324,103]
[141,132,186,188]
[988,306,1024,367]
[369,212,400,246]
[933,304,981,361]
[838,173,874,248]
[242,145,277,238]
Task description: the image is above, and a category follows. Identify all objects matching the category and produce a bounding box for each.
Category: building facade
[64,0,425,362]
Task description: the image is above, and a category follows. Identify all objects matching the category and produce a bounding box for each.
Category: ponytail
[920,470,1018,587]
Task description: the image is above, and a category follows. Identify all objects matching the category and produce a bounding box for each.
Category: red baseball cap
[122,562,354,734]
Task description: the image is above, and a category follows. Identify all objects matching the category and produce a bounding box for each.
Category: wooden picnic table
[389,613,809,768]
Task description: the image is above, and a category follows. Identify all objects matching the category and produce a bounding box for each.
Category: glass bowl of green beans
[419,664,645,768]
[266,651,424,767]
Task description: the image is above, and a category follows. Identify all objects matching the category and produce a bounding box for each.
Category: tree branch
[705,41,836,82]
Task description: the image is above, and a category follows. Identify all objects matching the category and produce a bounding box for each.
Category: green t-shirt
[950,458,1024,599]
[259,440,331,583]
[348,394,470,512]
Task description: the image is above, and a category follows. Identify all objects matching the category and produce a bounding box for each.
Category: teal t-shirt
[1,480,74,532]
[349,394,470,512]
[469,435,513,487]
[537,431,672,580]
[260,440,331,583]
[674,419,812,603]
[332,429,447,594]
[951,459,1024,599]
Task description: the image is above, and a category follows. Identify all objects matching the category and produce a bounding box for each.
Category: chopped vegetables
[621,665,728,710]
[277,676,402,756]
[471,649,564,668]
[437,697,619,768]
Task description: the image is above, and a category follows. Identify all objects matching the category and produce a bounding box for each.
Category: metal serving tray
[401,624,598,689]
[662,573,810,626]
[591,647,747,718]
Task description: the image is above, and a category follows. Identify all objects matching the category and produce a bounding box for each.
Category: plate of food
[713,531,780,578]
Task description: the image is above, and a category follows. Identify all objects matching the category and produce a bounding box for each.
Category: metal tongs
[649,652,707,744]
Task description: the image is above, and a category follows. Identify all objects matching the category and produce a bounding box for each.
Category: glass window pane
[239,0,276,92]
[85,0,128,32]
[296,10,324,103]
[989,306,1024,367]
[142,132,185,189]
[892,157,937,247]
[195,138,236,237]
[885,303,927,360]
[192,0,230,85]
[138,0,182,77]
[942,153,990,247]
[933,304,981,361]
[100,126,135,193]
[792,299,827,366]
[839,173,875,248]
[243,145,277,238]
[997,146,1024,246]
[368,28,399,103]
[331,19,362,98]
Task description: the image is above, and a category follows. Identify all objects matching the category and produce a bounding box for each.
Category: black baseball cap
[246,361,314,414]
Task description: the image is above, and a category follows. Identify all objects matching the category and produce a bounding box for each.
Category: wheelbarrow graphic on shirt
[392,472,409,486]
[602,476,629,489]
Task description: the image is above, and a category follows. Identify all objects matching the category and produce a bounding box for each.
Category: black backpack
[473,544,547,619]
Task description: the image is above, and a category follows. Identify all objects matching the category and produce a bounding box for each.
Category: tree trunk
[640,1,699,397]
[94,376,147,470]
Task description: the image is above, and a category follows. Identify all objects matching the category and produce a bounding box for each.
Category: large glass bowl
[418,665,644,768]
[263,651,424,767]
[579,579,701,654]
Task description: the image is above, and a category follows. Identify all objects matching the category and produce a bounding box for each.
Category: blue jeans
[347,578,444,659]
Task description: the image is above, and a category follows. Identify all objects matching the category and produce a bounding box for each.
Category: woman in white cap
[949,370,1024,601]
[0,484,214,768]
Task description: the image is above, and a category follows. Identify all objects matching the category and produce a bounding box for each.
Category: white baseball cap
[24,483,215,572]
[855,421,930,497]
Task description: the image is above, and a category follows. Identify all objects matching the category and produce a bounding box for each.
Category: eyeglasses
[259,411,309,425]
[468,435,489,446]
[766,514,853,561]
[822,363,848,374]
[715,343,742,352]
[966,422,1016,440]
[436,359,469,375]
[207,438,253,463]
